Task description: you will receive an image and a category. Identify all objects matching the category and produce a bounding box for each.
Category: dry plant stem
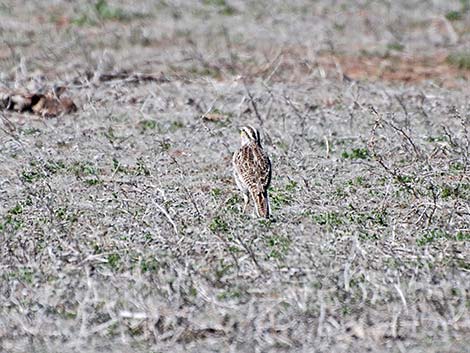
[167,154,202,220]
[242,78,264,127]
[234,233,265,275]
[368,105,419,198]
[222,26,236,73]
[283,93,307,134]
[394,94,409,130]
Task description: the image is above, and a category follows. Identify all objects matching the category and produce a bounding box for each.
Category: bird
[232,126,272,218]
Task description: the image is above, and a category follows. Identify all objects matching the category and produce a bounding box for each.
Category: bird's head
[239,126,261,146]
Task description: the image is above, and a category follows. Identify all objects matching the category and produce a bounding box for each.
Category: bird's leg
[242,192,250,213]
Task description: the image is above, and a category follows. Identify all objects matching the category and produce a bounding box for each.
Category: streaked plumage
[232,126,272,218]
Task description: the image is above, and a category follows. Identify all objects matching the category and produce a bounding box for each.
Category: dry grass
[1,1,469,352]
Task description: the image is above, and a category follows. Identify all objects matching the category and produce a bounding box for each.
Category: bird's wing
[236,144,271,193]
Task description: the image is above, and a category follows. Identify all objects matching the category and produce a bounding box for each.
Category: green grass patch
[265,234,291,260]
[84,178,102,186]
[445,10,463,21]
[312,211,343,226]
[455,231,470,241]
[269,181,298,210]
[209,216,229,233]
[387,42,404,51]
[107,253,121,270]
[426,135,448,143]
[138,119,158,132]
[140,258,159,273]
[211,188,222,198]
[447,52,470,70]
[21,160,66,183]
[416,229,468,246]
[341,147,369,160]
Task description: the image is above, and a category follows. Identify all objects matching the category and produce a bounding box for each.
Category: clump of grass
[445,0,469,21]
[387,42,404,52]
[210,188,222,198]
[107,253,121,270]
[21,160,66,183]
[225,194,241,213]
[425,135,448,143]
[95,0,127,21]
[214,259,233,282]
[69,161,102,186]
[217,287,243,301]
[169,121,185,131]
[135,158,150,176]
[209,216,229,233]
[341,147,369,160]
[265,234,291,260]
[84,178,102,186]
[312,211,343,226]
[416,229,467,246]
[2,200,31,231]
[445,10,462,21]
[138,119,158,133]
[269,181,297,210]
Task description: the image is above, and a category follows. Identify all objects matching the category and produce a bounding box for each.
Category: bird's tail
[253,191,270,218]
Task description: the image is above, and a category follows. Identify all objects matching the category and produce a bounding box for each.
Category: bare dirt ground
[1,1,470,352]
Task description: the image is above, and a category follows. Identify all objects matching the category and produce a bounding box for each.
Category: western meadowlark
[232,126,272,218]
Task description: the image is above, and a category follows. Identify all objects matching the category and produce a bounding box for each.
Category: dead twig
[242,78,264,127]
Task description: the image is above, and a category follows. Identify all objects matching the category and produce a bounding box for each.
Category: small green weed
[9,203,23,215]
[140,258,159,273]
[270,190,292,210]
[107,253,121,270]
[11,269,34,284]
[135,158,150,176]
[269,181,298,210]
[341,148,369,160]
[285,180,298,192]
[95,0,127,21]
[417,229,448,246]
[211,188,222,198]
[426,135,448,143]
[265,234,291,260]
[209,216,229,233]
[214,259,233,281]
[138,119,158,132]
[22,127,41,135]
[387,42,404,51]
[312,212,343,226]
[450,162,464,171]
[455,232,470,241]
[217,288,242,300]
[445,10,462,21]
[84,178,102,186]
[170,121,184,131]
